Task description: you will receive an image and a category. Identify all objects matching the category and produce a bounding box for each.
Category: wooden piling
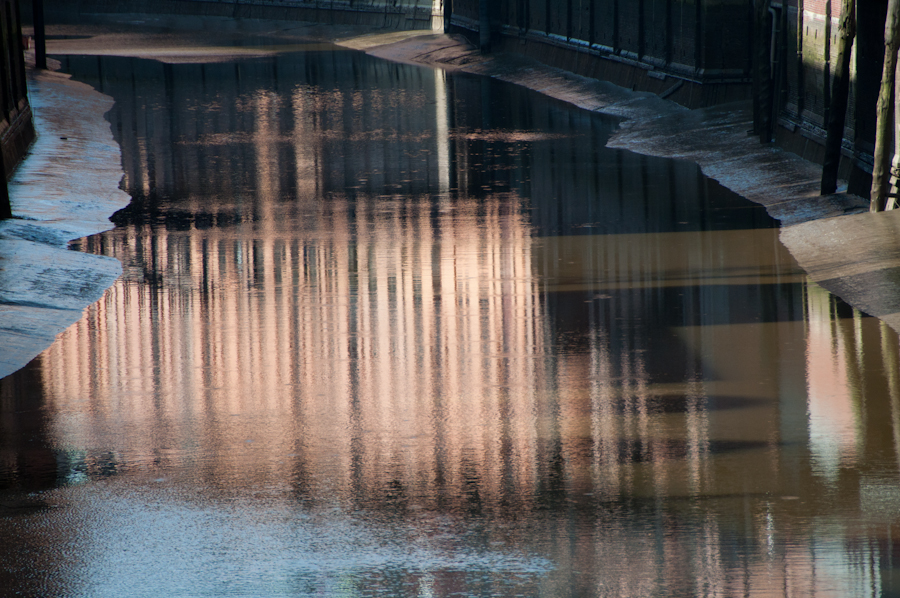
[33,0,46,70]
[478,0,490,52]
[824,0,832,112]
[769,1,788,140]
[796,0,805,117]
[871,0,900,212]
[821,0,856,196]
[753,0,773,141]
[0,146,9,220]
[890,64,900,209]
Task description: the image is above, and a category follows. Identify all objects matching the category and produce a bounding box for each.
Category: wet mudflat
[2,31,900,597]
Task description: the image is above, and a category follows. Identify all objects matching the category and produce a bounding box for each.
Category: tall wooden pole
[33,0,46,70]
[821,0,856,195]
[444,0,452,33]
[479,0,490,52]
[0,146,9,220]
[824,0,832,112]
[769,2,788,137]
[753,0,773,141]
[889,61,900,209]
[796,0,805,117]
[871,0,900,212]
[0,3,10,220]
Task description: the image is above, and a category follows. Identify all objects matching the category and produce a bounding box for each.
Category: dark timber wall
[1,0,33,217]
[35,0,441,30]
[0,0,30,175]
[772,0,886,196]
[449,0,755,109]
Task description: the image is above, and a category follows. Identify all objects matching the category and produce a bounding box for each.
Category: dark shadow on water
[615,394,772,414]
[0,359,57,492]
[55,51,776,239]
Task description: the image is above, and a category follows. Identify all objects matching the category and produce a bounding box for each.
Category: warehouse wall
[34,0,443,30]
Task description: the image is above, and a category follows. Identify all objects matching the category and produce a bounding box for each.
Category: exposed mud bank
[0,69,130,378]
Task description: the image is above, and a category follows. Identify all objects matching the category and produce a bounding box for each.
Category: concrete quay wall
[1,0,34,179]
[777,1,887,197]
[449,0,755,109]
[30,0,442,30]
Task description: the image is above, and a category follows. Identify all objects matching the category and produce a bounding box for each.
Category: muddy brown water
[1,43,899,597]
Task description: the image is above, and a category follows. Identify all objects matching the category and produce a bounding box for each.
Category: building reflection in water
[2,48,899,596]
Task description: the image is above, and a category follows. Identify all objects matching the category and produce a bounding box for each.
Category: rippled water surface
[3,42,900,597]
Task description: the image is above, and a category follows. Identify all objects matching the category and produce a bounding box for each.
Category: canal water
[2,41,900,597]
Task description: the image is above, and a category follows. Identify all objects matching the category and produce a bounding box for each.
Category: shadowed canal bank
[0,66,129,379]
[2,14,900,598]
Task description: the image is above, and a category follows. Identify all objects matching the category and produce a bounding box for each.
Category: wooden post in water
[821,0,856,195]
[871,0,900,211]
